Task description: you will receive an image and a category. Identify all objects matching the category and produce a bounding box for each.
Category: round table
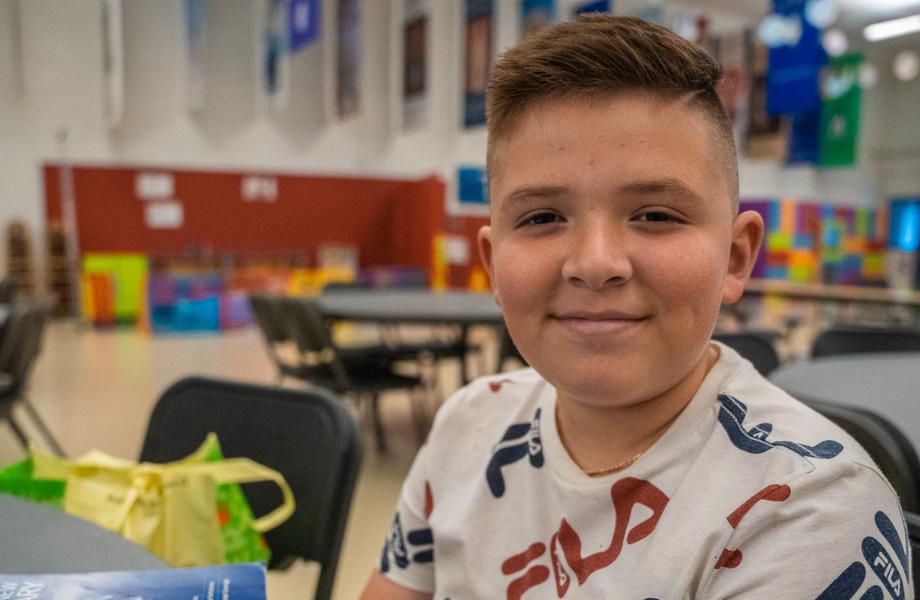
[0,493,165,573]
[770,352,920,452]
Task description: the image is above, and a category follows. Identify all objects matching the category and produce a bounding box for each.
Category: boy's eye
[636,211,681,223]
[521,212,561,226]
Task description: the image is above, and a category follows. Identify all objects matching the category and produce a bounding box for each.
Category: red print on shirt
[424,481,434,520]
[716,483,792,570]
[502,477,669,599]
[490,379,514,393]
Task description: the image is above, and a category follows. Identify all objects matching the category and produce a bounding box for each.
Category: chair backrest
[140,377,362,600]
[906,511,919,592]
[0,277,18,304]
[800,395,920,513]
[247,293,291,345]
[712,330,781,376]
[0,301,50,395]
[811,325,920,359]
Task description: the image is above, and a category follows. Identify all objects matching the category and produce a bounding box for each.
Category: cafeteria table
[770,352,920,452]
[0,493,165,573]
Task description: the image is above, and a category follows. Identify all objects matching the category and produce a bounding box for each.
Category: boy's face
[479,93,762,409]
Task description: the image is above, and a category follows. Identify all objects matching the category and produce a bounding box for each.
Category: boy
[362,15,912,599]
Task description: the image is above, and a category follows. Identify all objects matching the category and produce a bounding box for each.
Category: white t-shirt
[380,343,913,599]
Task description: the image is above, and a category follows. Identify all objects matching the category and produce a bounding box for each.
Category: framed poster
[336,0,361,118]
[463,0,493,128]
[403,0,428,130]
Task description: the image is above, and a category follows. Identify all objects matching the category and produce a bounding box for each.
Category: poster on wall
[101,0,124,129]
[745,32,788,161]
[463,0,493,128]
[263,0,290,111]
[184,0,207,111]
[403,0,428,130]
[288,0,320,53]
[521,0,555,39]
[819,53,863,167]
[336,0,361,119]
[572,0,610,17]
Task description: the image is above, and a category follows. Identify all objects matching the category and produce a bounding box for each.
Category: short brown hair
[486,15,738,207]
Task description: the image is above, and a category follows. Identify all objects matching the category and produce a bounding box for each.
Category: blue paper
[289,0,320,52]
[573,0,610,16]
[0,563,266,600]
[458,166,489,205]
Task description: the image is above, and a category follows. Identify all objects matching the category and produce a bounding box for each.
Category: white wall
[1,0,918,283]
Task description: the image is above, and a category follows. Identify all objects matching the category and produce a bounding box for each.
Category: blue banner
[767,0,826,115]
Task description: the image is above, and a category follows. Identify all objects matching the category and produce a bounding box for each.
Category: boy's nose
[560,223,633,289]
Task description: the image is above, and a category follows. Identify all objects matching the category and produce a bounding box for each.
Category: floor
[0,320,484,599]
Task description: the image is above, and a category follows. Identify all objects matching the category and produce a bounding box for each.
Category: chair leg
[369,393,388,454]
[3,413,31,451]
[409,390,429,447]
[21,400,65,456]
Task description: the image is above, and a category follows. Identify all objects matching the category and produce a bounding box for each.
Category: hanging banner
[101,0,124,129]
[263,0,290,110]
[336,0,361,118]
[819,53,863,168]
[767,0,827,115]
[288,0,320,53]
[522,0,555,39]
[403,0,428,130]
[745,31,788,161]
[573,0,610,17]
[787,108,821,164]
[184,0,207,111]
[463,0,493,128]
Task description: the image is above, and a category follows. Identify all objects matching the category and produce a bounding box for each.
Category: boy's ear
[722,210,764,305]
[477,225,500,306]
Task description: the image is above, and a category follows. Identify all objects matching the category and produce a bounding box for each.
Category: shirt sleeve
[378,439,437,594]
[697,460,913,600]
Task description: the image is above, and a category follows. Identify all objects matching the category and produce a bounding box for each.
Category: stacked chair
[712,330,782,376]
[249,293,440,451]
[0,299,63,455]
[142,377,361,600]
[811,324,920,358]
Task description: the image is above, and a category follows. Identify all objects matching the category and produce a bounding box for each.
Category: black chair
[0,300,64,455]
[276,296,432,451]
[0,277,18,304]
[247,293,303,382]
[811,325,920,359]
[141,377,361,600]
[712,330,781,376]
[906,511,919,594]
[799,395,920,513]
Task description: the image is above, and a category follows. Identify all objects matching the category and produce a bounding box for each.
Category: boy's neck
[555,343,720,476]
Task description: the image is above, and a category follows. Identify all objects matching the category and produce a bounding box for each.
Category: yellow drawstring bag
[32,433,294,567]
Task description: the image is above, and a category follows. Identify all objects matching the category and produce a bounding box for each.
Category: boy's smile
[479,92,761,412]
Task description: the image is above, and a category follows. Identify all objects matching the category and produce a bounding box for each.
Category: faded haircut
[486,14,739,211]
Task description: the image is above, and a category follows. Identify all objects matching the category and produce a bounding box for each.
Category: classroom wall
[1,0,918,287]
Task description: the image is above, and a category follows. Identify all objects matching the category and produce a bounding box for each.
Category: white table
[770,353,920,452]
[314,290,504,325]
[0,493,165,573]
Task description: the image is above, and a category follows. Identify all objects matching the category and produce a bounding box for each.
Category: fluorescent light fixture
[864,14,920,41]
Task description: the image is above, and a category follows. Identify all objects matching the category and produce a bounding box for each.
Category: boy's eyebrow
[617,178,705,204]
[499,185,572,211]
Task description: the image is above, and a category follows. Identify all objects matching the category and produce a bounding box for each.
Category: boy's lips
[550,310,649,337]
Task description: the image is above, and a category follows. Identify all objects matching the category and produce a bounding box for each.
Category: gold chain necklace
[555,403,647,477]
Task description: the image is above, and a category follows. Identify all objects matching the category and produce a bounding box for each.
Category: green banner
[819,53,863,168]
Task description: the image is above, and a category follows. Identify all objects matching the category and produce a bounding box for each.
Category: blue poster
[766,0,827,115]
[458,166,488,205]
[573,0,610,17]
[289,0,320,52]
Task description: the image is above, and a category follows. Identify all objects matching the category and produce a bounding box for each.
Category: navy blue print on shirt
[717,394,843,459]
[486,408,545,498]
[380,512,434,573]
[816,511,908,599]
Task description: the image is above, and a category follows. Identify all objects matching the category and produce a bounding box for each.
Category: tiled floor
[0,321,475,599]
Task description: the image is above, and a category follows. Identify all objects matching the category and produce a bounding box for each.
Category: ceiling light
[822,28,849,56]
[858,62,879,88]
[864,14,920,42]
